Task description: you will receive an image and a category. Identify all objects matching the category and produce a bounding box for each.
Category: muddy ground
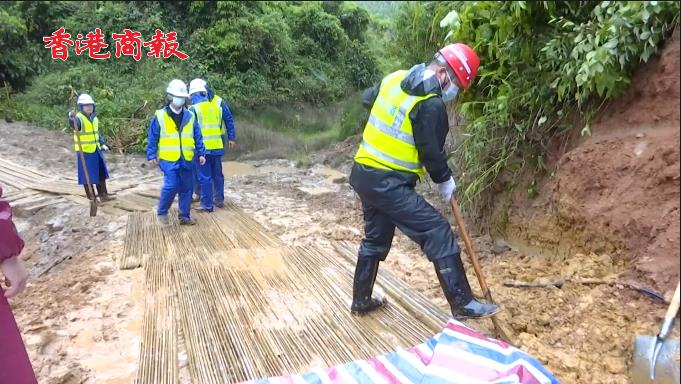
[1,119,678,384]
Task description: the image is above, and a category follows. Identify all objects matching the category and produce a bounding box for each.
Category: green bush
[2,0,390,155]
[436,1,680,213]
[356,1,401,19]
[288,3,348,58]
[0,6,42,89]
[344,39,380,89]
[390,1,455,67]
[338,93,369,141]
[12,60,179,151]
[336,2,371,42]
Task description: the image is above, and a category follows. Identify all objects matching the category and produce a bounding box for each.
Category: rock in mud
[492,239,511,255]
[25,332,56,354]
[46,217,65,233]
[603,356,626,374]
[106,222,121,233]
[48,368,83,384]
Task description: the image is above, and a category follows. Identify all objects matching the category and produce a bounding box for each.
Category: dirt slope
[506,29,680,294]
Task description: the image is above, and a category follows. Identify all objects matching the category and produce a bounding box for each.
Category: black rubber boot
[434,256,500,319]
[96,181,116,202]
[350,258,387,315]
[179,217,197,226]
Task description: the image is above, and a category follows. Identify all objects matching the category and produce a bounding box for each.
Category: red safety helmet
[438,43,480,89]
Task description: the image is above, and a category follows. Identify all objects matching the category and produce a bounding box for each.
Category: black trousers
[349,163,460,262]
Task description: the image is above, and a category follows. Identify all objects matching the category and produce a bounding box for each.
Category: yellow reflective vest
[193,99,223,150]
[354,70,437,178]
[73,112,100,153]
[155,109,196,162]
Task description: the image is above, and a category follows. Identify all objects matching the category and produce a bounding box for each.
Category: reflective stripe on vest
[73,113,100,153]
[354,70,437,177]
[194,100,223,150]
[212,96,225,135]
[359,140,422,170]
[156,109,196,162]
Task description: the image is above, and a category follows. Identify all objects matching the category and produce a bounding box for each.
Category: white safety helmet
[77,93,95,105]
[188,78,207,95]
[166,79,189,98]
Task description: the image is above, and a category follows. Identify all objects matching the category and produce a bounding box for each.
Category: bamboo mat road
[0,157,162,215]
[121,205,451,384]
[0,157,451,383]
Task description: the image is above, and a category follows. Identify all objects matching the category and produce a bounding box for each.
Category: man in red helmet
[349,43,500,319]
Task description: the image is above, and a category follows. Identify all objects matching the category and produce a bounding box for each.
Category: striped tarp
[248,320,559,384]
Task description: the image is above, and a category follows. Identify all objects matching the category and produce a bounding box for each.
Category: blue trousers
[158,165,193,220]
[196,155,224,209]
[193,168,201,196]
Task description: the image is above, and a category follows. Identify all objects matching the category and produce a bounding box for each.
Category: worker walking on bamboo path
[349,43,500,319]
[68,93,114,202]
[188,78,236,211]
[147,79,206,225]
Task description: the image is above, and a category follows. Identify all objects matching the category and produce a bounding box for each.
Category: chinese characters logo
[43,27,189,61]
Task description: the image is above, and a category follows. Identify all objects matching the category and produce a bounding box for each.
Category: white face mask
[438,71,460,102]
[171,96,186,108]
[441,72,460,102]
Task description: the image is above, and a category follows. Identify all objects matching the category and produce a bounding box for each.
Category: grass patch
[229,92,365,163]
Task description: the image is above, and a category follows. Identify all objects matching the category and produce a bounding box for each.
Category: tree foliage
[1,0,383,152]
[355,1,401,19]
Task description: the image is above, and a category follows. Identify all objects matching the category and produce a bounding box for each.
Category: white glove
[101,144,110,151]
[437,176,456,202]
